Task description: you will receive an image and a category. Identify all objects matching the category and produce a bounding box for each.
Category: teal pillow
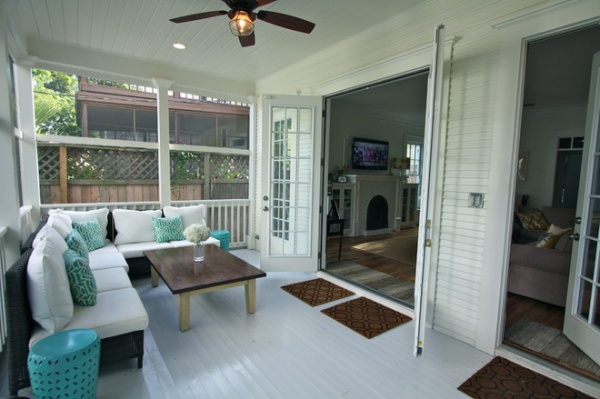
[62,249,97,306]
[72,219,105,251]
[152,215,185,243]
[65,229,89,259]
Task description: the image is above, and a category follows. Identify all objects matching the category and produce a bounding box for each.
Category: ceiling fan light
[229,11,254,37]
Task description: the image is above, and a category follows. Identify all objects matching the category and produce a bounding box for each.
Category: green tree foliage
[32,69,81,136]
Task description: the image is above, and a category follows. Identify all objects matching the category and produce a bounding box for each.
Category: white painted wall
[328,101,424,176]
[517,104,587,208]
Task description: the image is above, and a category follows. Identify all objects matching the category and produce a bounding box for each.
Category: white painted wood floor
[16,250,493,399]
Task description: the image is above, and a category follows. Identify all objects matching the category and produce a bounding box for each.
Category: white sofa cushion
[30,287,149,347]
[89,242,120,255]
[32,225,69,253]
[27,235,74,333]
[93,268,132,292]
[47,214,72,238]
[116,241,173,259]
[50,208,110,241]
[113,209,162,245]
[163,205,206,228]
[88,252,129,273]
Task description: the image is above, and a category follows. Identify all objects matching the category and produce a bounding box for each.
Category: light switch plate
[468,193,485,208]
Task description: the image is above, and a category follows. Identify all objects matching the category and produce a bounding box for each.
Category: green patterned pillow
[62,249,97,306]
[72,218,105,251]
[65,229,89,259]
[152,215,185,243]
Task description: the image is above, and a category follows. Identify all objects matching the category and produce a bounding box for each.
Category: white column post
[152,78,174,208]
[0,23,22,264]
[15,57,41,224]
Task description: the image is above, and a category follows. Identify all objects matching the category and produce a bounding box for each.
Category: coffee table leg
[151,266,159,287]
[245,279,256,314]
[178,293,191,331]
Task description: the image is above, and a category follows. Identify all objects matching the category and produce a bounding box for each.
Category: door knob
[569,233,580,241]
[263,196,268,201]
[263,206,269,211]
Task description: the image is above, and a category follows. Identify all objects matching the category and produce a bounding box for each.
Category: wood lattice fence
[38,144,249,204]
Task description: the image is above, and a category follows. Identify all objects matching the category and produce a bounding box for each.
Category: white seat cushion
[93,268,132,292]
[90,242,120,255]
[30,287,149,347]
[89,252,129,273]
[169,236,220,248]
[116,241,172,258]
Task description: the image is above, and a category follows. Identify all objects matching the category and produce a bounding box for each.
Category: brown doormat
[281,278,355,306]
[458,356,596,399]
[321,296,412,339]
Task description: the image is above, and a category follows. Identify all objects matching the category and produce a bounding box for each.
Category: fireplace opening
[366,195,388,231]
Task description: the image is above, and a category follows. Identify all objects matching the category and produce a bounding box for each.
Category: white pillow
[32,225,69,253]
[49,212,73,231]
[27,236,74,333]
[163,205,206,229]
[50,208,109,241]
[47,214,71,238]
[113,209,162,245]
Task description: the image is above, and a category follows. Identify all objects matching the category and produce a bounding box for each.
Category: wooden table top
[144,245,266,294]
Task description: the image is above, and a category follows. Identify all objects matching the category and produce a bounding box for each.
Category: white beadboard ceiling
[3,0,424,83]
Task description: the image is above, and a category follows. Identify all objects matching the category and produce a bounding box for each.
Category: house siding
[255,0,582,351]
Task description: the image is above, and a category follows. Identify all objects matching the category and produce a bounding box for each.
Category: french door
[563,51,600,364]
[259,95,323,272]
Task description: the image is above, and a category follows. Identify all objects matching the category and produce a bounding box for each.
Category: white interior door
[413,24,446,357]
[260,95,323,272]
[563,51,600,364]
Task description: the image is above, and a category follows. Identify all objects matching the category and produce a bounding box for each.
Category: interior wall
[328,101,424,176]
[517,105,587,208]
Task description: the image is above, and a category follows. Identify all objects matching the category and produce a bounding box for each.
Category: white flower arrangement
[183,224,211,244]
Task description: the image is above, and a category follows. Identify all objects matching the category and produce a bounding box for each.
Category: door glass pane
[587,198,600,239]
[269,105,313,257]
[577,280,592,322]
[594,286,600,327]
[583,240,597,279]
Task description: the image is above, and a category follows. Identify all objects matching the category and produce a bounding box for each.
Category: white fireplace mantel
[345,175,401,236]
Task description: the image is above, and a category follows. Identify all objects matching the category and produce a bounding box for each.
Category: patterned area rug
[505,318,600,381]
[281,278,355,306]
[321,297,412,339]
[458,357,595,399]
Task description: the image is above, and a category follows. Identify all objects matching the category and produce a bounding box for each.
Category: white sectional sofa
[5,204,218,396]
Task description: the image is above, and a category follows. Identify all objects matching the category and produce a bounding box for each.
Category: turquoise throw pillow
[65,229,89,259]
[152,215,185,243]
[72,219,105,251]
[62,249,97,306]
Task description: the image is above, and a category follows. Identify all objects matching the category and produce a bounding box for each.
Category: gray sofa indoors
[508,206,576,307]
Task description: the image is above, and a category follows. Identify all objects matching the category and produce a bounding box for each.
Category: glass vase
[193,242,204,261]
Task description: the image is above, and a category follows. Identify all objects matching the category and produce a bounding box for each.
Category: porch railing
[39,200,250,248]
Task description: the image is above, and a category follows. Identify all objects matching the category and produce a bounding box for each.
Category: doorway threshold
[317,270,414,318]
[496,344,600,398]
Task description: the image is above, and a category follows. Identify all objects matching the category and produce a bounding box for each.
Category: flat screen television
[351,138,389,170]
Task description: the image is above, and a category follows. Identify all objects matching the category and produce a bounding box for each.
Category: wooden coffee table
[144,244,266,331]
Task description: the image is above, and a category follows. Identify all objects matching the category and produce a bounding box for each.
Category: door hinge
[425,239,433,247]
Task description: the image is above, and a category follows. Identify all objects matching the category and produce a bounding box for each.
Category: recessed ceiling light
[173,42,186,50]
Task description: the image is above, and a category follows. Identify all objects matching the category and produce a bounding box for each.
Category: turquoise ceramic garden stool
[27,329,101,399]
[210,230,230,251]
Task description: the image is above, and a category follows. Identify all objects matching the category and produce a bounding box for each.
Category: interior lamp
[229,10,255,37]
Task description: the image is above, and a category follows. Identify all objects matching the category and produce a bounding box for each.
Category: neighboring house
[1,0,599,370]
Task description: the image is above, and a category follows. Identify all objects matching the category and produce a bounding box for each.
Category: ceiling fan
[170,0,315,47]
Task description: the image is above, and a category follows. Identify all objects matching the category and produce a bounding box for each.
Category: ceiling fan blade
[256,11,315,34]
[256,0,278,8]
[239,32,256,47]
[170,10,227,24]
